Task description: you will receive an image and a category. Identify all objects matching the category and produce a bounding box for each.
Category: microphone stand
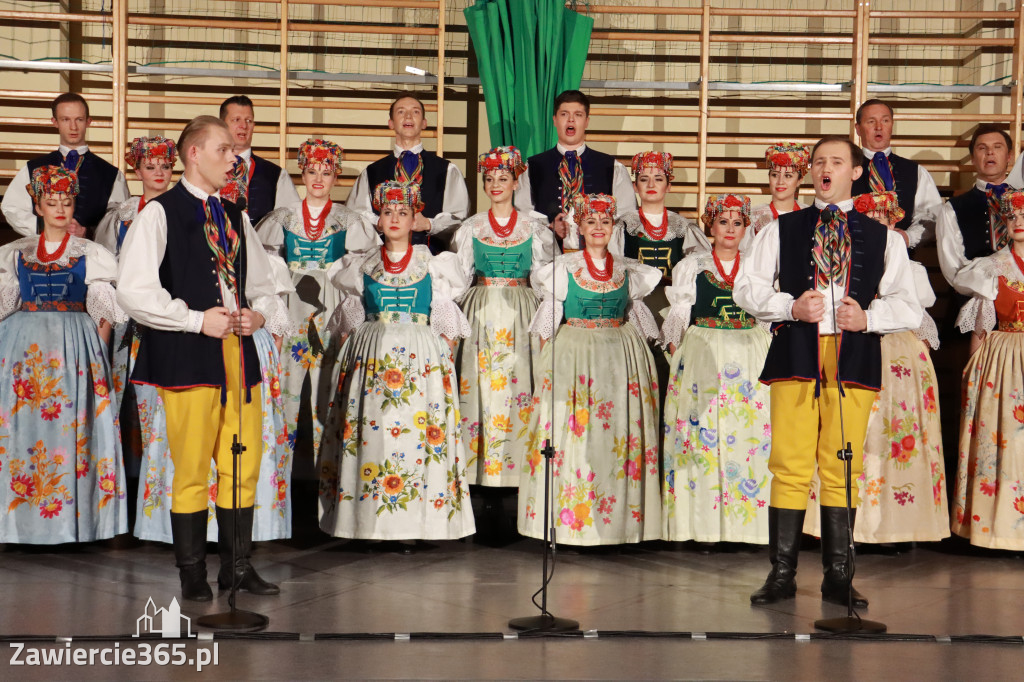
[814,209,885,635]
[508,201,579,633]
[199,212,269,633]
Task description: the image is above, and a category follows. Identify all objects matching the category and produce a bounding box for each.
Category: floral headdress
[701,193,751,229]
[630,151,674,181]
[1000,189,1024,216]
[28,165,80,200]
[572,193,616,222]
[477,145,526,178]
[764,143,811,175]
[854,191,905,225]
[124,136,177,170]
[298,138,344,176]
[372,180,424,213]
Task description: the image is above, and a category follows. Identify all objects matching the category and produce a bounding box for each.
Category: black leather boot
[170,510,213,602]
[216,506,280,595]
[750,507,805,605]
[820,505,869,609]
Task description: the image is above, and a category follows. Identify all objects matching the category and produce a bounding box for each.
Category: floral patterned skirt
[457,284,541,487]
[951,331,1024,549]
[804,331,948,542]
[280,267,344,478]
[662,325,772,543]
[518,322,661,545]
[0,310,127,543]
[318,320,475,540]
[133,329,292,542]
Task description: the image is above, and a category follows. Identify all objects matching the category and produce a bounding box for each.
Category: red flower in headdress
[771,153,793,168]
[312,148,330,161]
[724,195,744,208]
[51,177,71,193]
[482,156,502,170]
[590,199,610,213]
[854,194,876,213]
[386,188,404,202]
[1012,194,1024,210]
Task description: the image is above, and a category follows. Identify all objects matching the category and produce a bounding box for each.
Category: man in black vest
[219,95,300,225]
[851,99,942,249]
[514,90,637,240]
[936,124,1014,290]
[347,92,469,253]
[117,116,284,602]
[2,92,129,239]
[735,136,921,610]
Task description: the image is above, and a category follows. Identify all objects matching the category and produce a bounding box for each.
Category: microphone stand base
[198,609,269,633]
[508,614,580,632]
[814,616,886,634]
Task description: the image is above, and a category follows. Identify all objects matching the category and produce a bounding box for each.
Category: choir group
[1,89,1023,609]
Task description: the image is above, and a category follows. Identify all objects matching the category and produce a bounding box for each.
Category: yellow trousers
[768,335,875,510]
[159,335,262,513]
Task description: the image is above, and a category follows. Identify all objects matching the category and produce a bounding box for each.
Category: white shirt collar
[237,148,253,163]
[556,142,587,156]
[393,142,424,157]
[975,176,1010,191]
[180,175,217,202]
[862,146,892,159]
[58,144,89,156]
[813,197,855,212]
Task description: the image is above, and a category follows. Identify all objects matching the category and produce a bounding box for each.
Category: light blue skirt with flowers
[662,325,771,543]
[0,310,128,543]
[133,329,292,541]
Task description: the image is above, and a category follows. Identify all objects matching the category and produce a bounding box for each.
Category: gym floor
[1,533,1021,681]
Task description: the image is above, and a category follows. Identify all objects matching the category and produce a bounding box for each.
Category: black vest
[948,187,995,262]
[130,182,262,396]
[623,231,683,282]
[851,151,919,233]
[527,147,616,222]
[247,153,284,226]
[27,150,120,238]
[364,151,451,248]
[759,207,888,391]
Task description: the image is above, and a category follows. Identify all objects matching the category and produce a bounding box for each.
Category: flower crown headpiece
[298,138,344,176]
[28,165,80,200]
[372,180,424,213]
[630,151,674,181]
[1000,189,1024,216]
[854,191,905,225]
[764,143,811,175]
[572,193,616,222]
[125,136,177,170]
[477,145,526,178]
[701,193,751,228]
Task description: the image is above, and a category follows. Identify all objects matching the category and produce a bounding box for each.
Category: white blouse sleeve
[683,217,712,255]
[428,164,470,236]
[953,255,1000,336]
[530,218,559,284]
[428,251,473,339]
[84,241,129,326]
[958,295,997,336]
[0,242,22,320]
[342,210,381,255]
[935,202,969,291]
[241,215,294,337]
[864,231,923,334]
[451,221,477,284]
[610,217,626,257]
[625,259,661,340]
[529,256,569,339]
[94,204,122,255]
[733,220,794,322]
[660,254,702,348]
[325,251,370,337]
[951,252,1000,301]
[255,207,289,256]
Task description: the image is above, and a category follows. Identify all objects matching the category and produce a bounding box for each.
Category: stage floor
[1,535,1021,681]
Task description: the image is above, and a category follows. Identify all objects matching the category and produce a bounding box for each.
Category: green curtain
[464,0,593,159]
